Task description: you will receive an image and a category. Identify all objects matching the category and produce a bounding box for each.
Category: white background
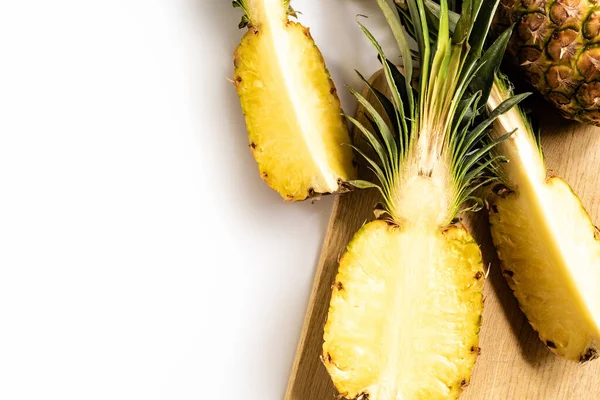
[0,1,395,399]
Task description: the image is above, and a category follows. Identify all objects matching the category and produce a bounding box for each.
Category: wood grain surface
[285,71,600,400]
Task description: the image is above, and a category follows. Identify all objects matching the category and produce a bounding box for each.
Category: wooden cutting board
[285,71,600,400]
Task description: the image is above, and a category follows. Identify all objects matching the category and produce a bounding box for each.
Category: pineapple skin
[323,220,484,400]
[233,19,355,201]
[489,177,600,361]
[494,0,600,125]
[494,0,600,126]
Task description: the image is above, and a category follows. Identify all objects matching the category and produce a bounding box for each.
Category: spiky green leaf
[469,26,514,108]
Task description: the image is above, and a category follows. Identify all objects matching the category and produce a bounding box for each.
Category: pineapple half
[232,0,355,201]
[322,1,524,398]
[324,219,485,399]
[488,76,600,362]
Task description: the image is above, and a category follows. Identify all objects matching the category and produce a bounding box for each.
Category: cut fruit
[321,0,522,397]
[323,220,483,399]
[233,0,355,201]
[488,76,600,361]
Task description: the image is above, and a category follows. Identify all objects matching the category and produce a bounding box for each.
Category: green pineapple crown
[233,0,297,29]
[350,0,528,225]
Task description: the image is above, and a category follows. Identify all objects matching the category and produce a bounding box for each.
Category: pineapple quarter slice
[488,79,600,361]
[323,219,484,400]
[233,0,355,201]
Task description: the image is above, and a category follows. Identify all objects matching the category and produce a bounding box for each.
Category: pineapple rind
[494,0,600,125]
[234,16,355,201]
[323,220,484,400]
[489,177,600,361]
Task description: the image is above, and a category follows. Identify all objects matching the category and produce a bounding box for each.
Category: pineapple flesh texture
[323,178,484,400]
[488,82,600,361]
[233,0,355,201]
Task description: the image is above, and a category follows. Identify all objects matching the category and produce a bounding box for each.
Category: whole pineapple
[233,0,355,201]
[494,0,600,125]
[322,0,524,398]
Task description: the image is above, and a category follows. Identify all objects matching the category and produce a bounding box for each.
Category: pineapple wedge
[321,0,524,398]
[232,0,355,201]
[488,77,600,362]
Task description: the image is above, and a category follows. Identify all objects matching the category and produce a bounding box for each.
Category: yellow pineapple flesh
[233,0,355,201]
[323,217,484,399]
[488,79,600,361]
